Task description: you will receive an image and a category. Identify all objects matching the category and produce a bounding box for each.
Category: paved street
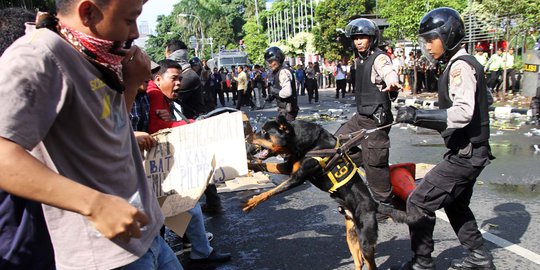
[180,87,540,270]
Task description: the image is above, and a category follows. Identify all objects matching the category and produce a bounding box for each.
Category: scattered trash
[477,180,484,185]
[524,132,533,137]
[487,223,499,228]
[327,109,344,116]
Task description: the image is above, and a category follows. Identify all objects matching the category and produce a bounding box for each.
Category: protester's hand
[122,46,151,95]
[134,131,156,151]
[396,106,417,124]
[382,82,403,92]
[156,109,171,121]
[86,193,149,243]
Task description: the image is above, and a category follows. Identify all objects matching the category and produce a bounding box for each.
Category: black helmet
[418,7,465,61]
[344,18,379,51]
[189,56,202,67]
[264,46,285,64]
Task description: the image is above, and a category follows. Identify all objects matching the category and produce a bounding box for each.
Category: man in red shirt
[147,59,193,134]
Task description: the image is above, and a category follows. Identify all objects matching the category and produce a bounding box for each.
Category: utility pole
[255,0,260,32]
[290,0,295,37]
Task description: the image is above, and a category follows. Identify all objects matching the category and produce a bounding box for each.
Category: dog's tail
[377,203,423,225]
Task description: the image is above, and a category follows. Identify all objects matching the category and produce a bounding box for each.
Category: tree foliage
[312,0,366,60]
[242,18,268,65]
[145,0,265,62]
[378,0,466,42]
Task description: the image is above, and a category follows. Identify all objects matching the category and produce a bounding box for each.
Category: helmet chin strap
[439,45,461,63]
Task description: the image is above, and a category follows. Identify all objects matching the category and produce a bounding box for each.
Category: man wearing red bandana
[0,1,182,270]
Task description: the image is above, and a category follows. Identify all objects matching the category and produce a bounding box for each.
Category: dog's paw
[242,196,260,213]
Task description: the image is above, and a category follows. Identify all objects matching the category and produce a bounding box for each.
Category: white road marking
[435,210,540,265]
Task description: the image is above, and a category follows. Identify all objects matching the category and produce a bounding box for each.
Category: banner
[144,111,248,216]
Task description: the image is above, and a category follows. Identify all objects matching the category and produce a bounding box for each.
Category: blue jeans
[122,235,183,270]
[186,203,213,259]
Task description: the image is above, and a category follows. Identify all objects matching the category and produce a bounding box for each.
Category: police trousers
[407,157,486,257]
[334,113,392,202]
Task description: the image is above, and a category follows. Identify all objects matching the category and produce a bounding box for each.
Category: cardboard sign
[144,111,248,217]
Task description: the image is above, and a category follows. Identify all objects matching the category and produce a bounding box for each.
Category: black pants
[336,79,347,98]
[334,113,392,202]
[204,184,221,207]
[407,158,486,257]
[236,89,255,109]
[216,86,225,106]
[306,78,318,103]
[487,70,501,91]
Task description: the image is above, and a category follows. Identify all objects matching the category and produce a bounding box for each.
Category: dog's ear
[276,115,288,125]
[276,116,293,134]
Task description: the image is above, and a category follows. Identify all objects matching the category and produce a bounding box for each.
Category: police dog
[243,115,389,270]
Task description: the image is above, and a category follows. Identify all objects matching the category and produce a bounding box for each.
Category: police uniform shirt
[446,48,477,129]
[503,52,514,69]
[365,53,399,91]
[277,68,294,98]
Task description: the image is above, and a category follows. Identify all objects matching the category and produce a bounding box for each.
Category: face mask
[59,22,124,81]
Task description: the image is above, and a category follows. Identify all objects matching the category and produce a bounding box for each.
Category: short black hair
[156,59,182,76]
[165,39,187,53]
[56,0,109,15]
[0,8,36,55]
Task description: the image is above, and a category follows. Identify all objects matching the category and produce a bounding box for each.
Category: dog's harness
[312,140,358,193]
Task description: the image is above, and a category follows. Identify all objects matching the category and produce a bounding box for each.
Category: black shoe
[450,248,495,269]
[190,250,231,264]
[399,256,435,270]
[201,204,223,215]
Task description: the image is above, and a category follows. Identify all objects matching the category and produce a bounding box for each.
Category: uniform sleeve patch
[378,56,390,65]
[451,68,461,78]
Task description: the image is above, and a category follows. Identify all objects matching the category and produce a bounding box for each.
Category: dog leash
[309,122,400,173]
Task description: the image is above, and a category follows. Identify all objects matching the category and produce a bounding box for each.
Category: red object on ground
[389,163,416,201]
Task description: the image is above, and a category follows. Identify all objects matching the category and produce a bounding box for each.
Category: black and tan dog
[243,115,412,270]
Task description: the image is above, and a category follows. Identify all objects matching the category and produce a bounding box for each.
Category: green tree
[145,0,265,61]
[378,0,466,41]
[312,0,366,60]
[242,18,268,65]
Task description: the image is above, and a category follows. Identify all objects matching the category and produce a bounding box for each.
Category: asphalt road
[180,88,540,270]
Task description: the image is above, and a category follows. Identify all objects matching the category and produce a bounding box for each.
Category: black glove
[396,106,417,124]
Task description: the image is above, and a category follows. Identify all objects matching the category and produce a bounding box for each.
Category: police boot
[450,247,495,269]
[399,255,435,270]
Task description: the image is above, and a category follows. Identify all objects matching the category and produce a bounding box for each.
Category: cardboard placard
[144,112,248,217]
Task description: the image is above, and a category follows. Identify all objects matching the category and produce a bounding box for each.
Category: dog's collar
[313,140,358,193]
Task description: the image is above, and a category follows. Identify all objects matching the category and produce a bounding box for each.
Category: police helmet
[344,18,379,51]
[264,46,285,65]
[418,7,465,61]
[189,56,202,67]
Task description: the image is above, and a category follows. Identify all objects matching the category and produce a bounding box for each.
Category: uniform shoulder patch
[378,55,390,65]
[451,68,461,78]
[451,67,462,86]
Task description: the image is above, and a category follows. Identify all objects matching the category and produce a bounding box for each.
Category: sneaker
[183,232,214,250]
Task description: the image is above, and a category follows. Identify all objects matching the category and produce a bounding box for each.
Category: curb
[395,98,531,116]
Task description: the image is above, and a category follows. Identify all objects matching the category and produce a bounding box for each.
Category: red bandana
[59,23,124,82]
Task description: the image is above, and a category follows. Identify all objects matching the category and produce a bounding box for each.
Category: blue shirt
[295,69,305,81]
[130,92,150,132]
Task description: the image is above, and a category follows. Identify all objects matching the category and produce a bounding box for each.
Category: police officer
[334,18,401,209]
[395,8,495,270]
[264,46,299,121]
